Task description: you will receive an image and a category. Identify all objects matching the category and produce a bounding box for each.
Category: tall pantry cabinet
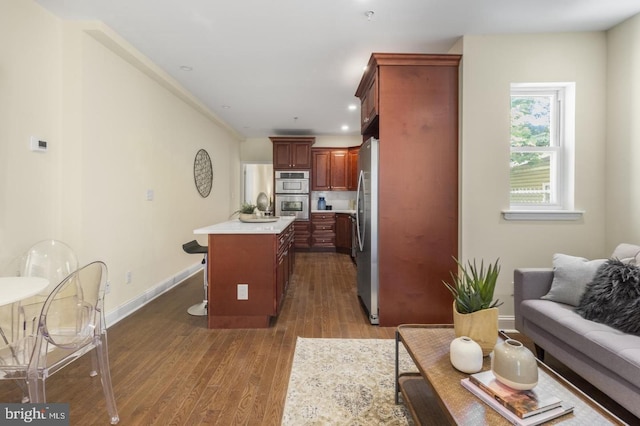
[355,53,460,327]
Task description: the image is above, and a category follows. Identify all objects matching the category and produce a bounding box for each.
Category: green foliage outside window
[510,95,553,204]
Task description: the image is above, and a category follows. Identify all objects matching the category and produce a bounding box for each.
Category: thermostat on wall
[30,136,47,152]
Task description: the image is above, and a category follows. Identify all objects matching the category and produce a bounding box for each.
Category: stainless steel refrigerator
[356,137,379,325]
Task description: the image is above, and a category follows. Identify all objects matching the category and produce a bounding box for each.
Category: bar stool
[182,240,208,316]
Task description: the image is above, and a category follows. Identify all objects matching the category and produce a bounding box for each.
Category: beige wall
[0,1,62,265]
[1,0,241,316]
[606,13,640,249]
[460,33,608,315]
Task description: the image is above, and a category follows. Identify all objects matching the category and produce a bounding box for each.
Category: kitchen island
[194,216,295,328]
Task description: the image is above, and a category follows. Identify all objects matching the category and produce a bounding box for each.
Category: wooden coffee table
[395,324,626,425]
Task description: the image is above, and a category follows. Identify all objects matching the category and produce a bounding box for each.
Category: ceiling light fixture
[365,10,374,21]
[341,125,349,131]
[221,105,231,109]
[179,65,193,71]
[348,104,357,111]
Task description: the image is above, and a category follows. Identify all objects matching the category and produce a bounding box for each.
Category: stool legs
[188,254,208,316]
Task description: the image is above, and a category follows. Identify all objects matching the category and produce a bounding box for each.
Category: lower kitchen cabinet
[335,213,352,252]
[311,212,336,249]
[206,220,295,328]
[293,220,311,248]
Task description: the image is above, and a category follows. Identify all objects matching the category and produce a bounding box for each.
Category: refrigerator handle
[356,169,365,251]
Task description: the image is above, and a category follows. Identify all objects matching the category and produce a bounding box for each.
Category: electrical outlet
[237,284,248,300]
[125,271,132,284]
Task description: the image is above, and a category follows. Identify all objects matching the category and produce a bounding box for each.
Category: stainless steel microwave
[275,170,309,194]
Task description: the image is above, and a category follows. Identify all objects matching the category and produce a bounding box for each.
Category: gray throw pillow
[576,259,640,336]
[541,254,606,306]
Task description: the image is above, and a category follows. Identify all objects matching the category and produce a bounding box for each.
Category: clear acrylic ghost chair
[19,240,79,337]
[0,261,119,425]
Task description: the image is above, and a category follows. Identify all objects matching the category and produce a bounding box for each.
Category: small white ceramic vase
[450,336,483,373]
[491,339,538,390]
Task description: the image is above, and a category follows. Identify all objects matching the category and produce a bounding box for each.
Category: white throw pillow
[541,254,606,306]
[611,243,640,264]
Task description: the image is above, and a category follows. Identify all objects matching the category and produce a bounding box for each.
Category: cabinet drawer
[312,222,335,233]
[312,236,336,247]
[311,213,336,222]
[277,223,294,252]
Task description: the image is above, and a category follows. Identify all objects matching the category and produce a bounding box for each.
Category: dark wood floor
[0,252,635,424]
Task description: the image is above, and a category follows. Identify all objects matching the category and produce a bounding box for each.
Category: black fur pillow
[576,259,640,336]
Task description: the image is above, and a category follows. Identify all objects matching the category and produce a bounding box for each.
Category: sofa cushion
[521,299,640,387]
[541,254,606,306]
[576,259,640,336]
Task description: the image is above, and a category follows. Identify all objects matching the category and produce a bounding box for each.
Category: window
[504,83,580,221]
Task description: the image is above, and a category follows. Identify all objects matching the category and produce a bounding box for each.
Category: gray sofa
[514,264,640,419]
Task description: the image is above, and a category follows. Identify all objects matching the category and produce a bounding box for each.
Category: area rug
[282,337,417,425]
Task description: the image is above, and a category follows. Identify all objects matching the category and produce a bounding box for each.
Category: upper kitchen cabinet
[355,53,461,327]
[311,149,348,191]
[270,136,315,170]
[358,72,378,134]
[347,146,360,190]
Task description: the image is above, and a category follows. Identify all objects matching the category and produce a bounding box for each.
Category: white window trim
[504,82,582,221]
[502,209,584,221]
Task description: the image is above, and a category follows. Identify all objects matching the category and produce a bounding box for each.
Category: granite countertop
[194,216,295,235]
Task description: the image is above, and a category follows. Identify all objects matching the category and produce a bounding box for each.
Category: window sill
[501,210,584,221]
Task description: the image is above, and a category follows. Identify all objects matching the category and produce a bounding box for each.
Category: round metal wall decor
[193,149,213,197]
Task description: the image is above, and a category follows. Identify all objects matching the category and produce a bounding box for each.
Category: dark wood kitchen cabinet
[347,146,360,190]
[355,53,461,327]
[270,136,314,170]
[311,148,348,191]
[335,213,353,252]
[206,220,295,328]
[293,220,311,249]
[359,72,378,133]
[310,212,336,249]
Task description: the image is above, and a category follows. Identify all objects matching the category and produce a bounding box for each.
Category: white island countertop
[194,216,295,235]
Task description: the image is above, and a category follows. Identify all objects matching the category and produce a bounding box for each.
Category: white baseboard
[104,263,203,327]
[499,315,516,333]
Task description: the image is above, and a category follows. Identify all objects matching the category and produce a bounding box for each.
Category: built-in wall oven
[274,170,310,220]
[275,194,309,220]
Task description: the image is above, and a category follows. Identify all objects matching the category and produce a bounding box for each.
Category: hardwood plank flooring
[0,252,393,425]
[0,252,635,424]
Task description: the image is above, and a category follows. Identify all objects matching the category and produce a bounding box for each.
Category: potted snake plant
[443,257,502,356]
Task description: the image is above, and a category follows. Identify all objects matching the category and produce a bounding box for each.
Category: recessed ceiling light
[221,105,231,109]
[341,125,349,131]
[179,65,193,71]
[348,104,357,111]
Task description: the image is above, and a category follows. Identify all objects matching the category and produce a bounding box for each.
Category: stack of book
[461,370,574,425]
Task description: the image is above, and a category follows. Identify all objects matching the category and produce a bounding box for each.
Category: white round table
[0,277,49,306]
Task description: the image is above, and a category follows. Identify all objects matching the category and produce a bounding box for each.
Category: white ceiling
[36,0,640,139]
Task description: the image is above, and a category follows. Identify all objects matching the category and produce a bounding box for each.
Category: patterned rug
[282,337,417,425]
